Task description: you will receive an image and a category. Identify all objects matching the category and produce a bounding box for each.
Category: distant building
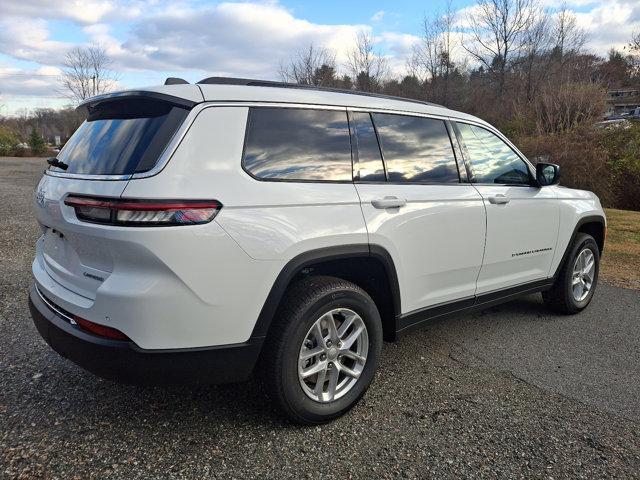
[605,88,640,117]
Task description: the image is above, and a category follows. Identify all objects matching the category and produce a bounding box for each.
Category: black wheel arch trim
[551,214,605,280]
[249,244,401,339]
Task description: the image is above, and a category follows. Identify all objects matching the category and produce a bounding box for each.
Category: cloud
[377,32,419,75]
[371,10,385,23]
[0,66,61,99]
[454,0,639,57]
[1,0,640,114]
[0,1,372,80]
[108,2,367,76]
[0,0,143,24]
[573,0,640,55]
[0,17,72,66]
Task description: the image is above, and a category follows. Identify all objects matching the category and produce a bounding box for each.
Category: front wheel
[261,276,383,424]
[543,233,600,314]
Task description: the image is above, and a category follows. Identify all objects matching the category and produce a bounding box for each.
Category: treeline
[0,44,112,156]
[1,0,638,209]
[279,1,640,210]
[0,108,84,156]
[281,1,639,134]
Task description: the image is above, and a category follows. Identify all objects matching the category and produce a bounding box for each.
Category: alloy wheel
[571,247,596,302]
[298,308,369,403]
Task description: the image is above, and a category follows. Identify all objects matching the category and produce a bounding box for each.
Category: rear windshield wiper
[46,157,69,171]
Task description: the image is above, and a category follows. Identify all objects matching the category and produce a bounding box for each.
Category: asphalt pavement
[1,157,639,479]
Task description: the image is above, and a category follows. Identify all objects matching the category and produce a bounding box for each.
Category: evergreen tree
[28,128,46,154]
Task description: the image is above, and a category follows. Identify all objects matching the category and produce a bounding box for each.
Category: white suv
[29,78,606,423]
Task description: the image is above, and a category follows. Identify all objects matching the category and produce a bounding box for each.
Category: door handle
[371,196,407,209]
[488,194,510,205]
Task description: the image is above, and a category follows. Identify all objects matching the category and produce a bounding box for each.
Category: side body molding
[250,214,605,341]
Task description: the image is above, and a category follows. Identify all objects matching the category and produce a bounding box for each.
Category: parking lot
[1,157,639,479]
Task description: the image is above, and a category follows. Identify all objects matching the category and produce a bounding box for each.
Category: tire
[261,275,383,424]
[542,233,600,314]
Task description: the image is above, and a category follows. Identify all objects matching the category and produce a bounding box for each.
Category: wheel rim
[572,247,596,302]
[298,308,369,403]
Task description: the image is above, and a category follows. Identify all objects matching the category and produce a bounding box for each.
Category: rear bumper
[28,285,263,385]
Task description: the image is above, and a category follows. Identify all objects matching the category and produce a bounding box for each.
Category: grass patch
[601,208,640,290]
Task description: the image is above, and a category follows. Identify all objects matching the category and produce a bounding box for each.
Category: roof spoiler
[165,77,189,85]
[76,90,197,115]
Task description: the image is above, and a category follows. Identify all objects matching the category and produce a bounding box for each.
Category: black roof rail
[165,77,189,85]
[196,76,444,108]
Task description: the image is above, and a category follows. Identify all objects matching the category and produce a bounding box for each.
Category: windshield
[51,98,189,176]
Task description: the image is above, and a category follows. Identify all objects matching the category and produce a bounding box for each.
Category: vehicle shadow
[31,294,558,431]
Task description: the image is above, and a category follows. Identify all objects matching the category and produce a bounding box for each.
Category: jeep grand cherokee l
[29,77,606,424]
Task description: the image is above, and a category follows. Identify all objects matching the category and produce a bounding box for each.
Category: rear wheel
[262,276,383,424]
[543,233,600,314]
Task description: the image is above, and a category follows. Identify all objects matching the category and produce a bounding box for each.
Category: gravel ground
[1,157,640,479]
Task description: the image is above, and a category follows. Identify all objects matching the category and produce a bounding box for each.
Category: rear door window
[243,107,352,181]
[52,98,189,176]
[372,113,459,183]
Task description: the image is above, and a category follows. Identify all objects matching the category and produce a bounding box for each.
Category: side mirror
[536,162,560,187]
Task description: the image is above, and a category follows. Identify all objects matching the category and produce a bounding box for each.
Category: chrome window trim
[44,102,349,182]
[43,99,523,183]
[348,106,450,122]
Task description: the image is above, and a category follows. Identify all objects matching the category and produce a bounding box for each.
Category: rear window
[242,107,352,181]
[51,98,189,176]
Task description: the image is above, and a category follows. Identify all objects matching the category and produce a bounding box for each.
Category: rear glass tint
[52,98,189,176]
[243,107,353,181]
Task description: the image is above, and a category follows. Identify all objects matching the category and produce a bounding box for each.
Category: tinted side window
[457,123,531,185]
[243,108,352,181]
[351,112,385,181]
[372,113,459,183]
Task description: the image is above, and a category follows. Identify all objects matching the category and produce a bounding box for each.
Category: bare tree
[345,30,389,92]
[518,6,552,100]
[60,45,118,103]
[629,30,640,79]
[463,0,538,97]
[279,44,337,86]
[410,0,459,104]
[552,4,586,58]
[632,31,640,53]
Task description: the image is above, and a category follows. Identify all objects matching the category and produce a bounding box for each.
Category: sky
[1,0,639,115]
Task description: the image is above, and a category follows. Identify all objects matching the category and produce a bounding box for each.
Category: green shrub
[599,122,640,211]
[516,127,614,206]
[0,126,18,156]
[515,123,640,211]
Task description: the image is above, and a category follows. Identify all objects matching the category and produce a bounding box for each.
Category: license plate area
[43,227,76,271]
[41,227,106,299]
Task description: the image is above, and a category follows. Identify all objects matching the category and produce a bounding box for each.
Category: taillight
[74,315,130,341]
[64,195,222,226]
